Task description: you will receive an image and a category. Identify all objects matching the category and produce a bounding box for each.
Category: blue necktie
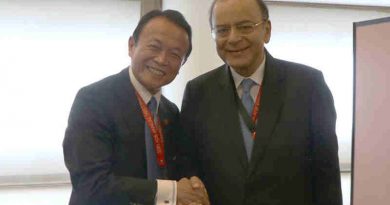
[239,79,255,161]
[145,97,162,179]
[241,79,255,114]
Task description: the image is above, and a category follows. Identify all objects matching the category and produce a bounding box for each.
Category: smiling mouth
[147,65,165,76]
[228,47,249,54]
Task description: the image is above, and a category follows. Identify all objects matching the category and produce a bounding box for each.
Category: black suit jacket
[181,52,342,205]
[63,68,188,205]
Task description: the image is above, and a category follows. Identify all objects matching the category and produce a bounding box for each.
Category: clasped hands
[177,176,210,205]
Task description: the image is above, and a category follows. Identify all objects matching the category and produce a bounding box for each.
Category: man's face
[212,0,271,76]
[129,17,189,94]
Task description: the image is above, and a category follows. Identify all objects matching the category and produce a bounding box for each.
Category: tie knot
[148,97,157,116]
[241,78,255,94]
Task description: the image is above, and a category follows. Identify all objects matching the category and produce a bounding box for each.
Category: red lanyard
[250,84,263,139]
[135,92,166,167]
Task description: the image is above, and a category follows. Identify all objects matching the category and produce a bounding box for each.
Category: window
[0,0,140,184]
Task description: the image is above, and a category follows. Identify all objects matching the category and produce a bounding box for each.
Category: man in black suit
[63,10,208,205]
[181,0,343,204]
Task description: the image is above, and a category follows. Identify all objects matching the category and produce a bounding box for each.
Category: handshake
[177,176,210,205]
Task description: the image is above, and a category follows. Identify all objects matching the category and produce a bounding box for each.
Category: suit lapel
[217,66,250,170]
[110,68,147,176]
[157,98,175,164]
[117,68,145,137]
[115,68,146,164]
[249,52,286,175]
[158,97,182,179]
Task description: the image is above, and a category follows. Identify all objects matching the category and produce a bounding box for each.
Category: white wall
[0,0,140,178]
[163,0,390,170]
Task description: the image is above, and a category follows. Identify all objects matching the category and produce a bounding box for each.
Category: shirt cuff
[155,179,177,205]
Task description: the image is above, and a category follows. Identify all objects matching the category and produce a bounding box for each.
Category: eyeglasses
[211,20,266,40]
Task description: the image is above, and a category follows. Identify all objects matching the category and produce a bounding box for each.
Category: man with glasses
[181,0,343,204]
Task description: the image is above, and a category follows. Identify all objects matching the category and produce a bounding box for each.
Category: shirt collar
[129,66,162,107]
[230,54,266,89]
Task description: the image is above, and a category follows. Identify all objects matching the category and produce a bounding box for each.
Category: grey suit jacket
[63,68,190,205]
[181,51,342,205]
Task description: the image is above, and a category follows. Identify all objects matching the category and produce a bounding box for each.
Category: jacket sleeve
[309,71,343,205]
[63,88,156,205]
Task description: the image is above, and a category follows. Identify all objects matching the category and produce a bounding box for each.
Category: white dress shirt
[230,54,266,100]
[129,67,177,205]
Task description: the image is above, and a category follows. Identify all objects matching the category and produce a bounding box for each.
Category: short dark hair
[208,0,269,28]
[132,9,192,62]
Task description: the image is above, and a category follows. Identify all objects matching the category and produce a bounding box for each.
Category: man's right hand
[177,177,209,205]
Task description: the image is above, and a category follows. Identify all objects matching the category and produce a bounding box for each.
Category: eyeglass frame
[211,20,267,40]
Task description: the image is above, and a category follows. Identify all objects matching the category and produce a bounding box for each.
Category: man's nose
[227,27,243,43]
[155,51,169,66]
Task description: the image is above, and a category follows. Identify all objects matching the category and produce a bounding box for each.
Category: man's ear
[128,36,136,57]
[264,20,272,44]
